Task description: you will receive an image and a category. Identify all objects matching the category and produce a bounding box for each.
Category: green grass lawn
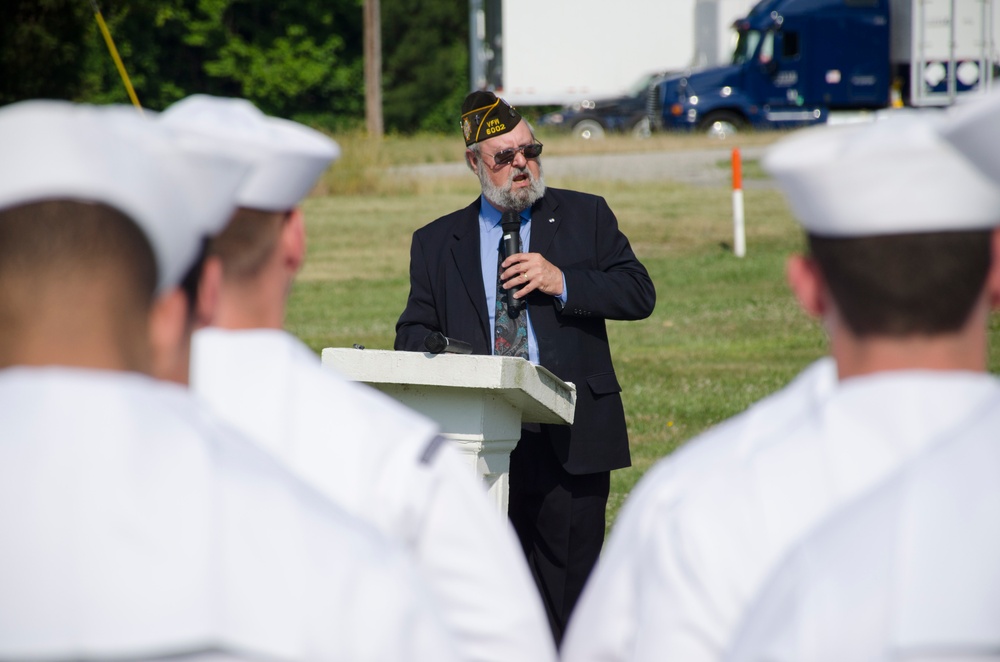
[288,131,1000,529]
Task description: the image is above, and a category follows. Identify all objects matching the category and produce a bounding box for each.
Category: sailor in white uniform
[0,100,459,662]
[560,108,1000,662]
[726,92,1000,662]
[559,356,837,661]
[162,95,557,662]
[726,406,1000,662]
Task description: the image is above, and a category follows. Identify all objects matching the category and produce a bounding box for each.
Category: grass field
[288,130,1000,528]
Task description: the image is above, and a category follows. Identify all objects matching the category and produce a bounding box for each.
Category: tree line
[1,0,469,134]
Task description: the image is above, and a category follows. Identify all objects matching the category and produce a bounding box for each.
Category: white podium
[321,348,576,514]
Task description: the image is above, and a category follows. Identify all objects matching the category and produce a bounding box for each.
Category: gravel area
[393,144,772,187]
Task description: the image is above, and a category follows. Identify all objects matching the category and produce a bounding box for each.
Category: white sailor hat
[160,95,340,212]
[763,110,1000,237]
[0,99,248,291]
[939,91,1000,188]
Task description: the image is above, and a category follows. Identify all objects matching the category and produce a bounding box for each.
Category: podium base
[320,349,576,517]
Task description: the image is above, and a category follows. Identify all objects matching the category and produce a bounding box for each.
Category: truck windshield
[732,29,761,65]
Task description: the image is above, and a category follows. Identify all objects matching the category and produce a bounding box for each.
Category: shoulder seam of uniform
[419,434,448,465]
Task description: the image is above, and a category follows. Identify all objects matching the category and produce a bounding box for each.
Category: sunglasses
[487,142,544,167]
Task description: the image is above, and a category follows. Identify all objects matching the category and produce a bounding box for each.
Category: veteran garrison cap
[461,90,522,146]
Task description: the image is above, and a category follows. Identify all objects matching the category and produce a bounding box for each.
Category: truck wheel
[699,111,744,138]
[573,119,605,140]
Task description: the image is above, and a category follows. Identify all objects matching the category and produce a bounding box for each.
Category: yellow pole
[89,0,143,116]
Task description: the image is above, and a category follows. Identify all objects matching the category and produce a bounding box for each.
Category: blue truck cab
[656,0,891,134]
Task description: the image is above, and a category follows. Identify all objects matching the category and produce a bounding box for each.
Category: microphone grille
[423,332,447,354]
[501,210,521,232]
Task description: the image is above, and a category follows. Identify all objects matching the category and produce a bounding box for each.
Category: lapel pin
[548,218,555,223]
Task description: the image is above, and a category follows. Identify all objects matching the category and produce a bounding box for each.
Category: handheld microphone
[424,332,473,355]
[501,211,525,314]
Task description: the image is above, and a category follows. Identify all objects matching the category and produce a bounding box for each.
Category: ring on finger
[523,272,528,281]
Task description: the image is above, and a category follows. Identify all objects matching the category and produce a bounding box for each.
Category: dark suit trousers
[508,424,610,647]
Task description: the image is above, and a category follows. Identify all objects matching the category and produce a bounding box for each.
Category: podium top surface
[321,348,576,426]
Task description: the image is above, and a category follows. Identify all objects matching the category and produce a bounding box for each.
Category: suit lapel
[450,201,491,340]
[529,192,561,257]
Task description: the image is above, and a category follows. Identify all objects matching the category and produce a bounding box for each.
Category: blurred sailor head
[0,99,246,374]
[764,108,1000,377]
[160,95,340,330]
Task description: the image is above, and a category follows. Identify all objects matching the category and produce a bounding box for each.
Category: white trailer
[469,0,757,106]
[895,0,997,106]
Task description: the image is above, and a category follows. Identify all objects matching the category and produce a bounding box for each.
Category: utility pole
[469,0,485,90]
[363,0,383,138]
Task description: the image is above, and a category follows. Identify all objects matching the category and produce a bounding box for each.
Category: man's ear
[195,255,222,330]
[786,254,828,319]
[281,207,307,275]
[465,149,479,174]
[148,287,189,382]
[987,227,1000,309]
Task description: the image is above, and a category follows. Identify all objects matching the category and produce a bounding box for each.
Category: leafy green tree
[382,0,468,133]
[0,0,98,105]
[77,1,219,109]
[2,0,474,134]
[181,0,365,121]
[3,0,367,128]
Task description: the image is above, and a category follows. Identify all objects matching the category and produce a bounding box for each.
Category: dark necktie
[494,235,528,358]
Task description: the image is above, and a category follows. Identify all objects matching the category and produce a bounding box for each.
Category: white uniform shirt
[728,402,1000,662]
[561,364,1000,662]
[191,328,556,662]
[0,366,458,662]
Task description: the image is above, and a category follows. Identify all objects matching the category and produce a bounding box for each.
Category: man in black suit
[395,91,656,644]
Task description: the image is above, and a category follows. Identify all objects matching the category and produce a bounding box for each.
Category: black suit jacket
[395,187,656,475]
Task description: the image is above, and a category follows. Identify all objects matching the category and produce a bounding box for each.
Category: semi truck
[653,0,997,136]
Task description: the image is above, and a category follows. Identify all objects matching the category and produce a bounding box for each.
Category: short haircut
[209,207,286,283]
[808,230,992,336]
[0,199,157,307]
[0,200,158,367]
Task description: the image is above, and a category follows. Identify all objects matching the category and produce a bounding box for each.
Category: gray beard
[477,159,546,213]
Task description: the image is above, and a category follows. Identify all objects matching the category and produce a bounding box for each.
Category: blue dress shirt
[478,195,567,365]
